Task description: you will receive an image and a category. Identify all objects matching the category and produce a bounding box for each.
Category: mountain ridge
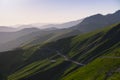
[0,10,120,52]
[72,10,120,32]
[4,23,120,80]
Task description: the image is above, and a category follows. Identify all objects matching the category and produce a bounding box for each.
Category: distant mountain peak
[94,14,103,16]
[114,10,120,15]
[88,14,104,18]
[0,26,17,32]
[79,13,104,24]
[72,10,120,32]
[20,27,40,32]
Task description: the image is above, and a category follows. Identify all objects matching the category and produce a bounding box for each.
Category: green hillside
[62,47,120,80]
[5,23,120,80]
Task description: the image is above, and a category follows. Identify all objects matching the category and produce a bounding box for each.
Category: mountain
[0,20,81,33]
[16,19,82,29]
[72,10,120,32]
[0,10,120,33]
[0,28,40,46]
[0,26,18,32]
[43,27,58,31]
[0,19,83,52]
[0,10,120,52]
[0,28,82,52]
[0,23,119,80]
[17,24,41,30]
[40,19,83,29]
[21,11,120,47]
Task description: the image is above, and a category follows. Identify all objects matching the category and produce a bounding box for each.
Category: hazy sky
[0,0,120,26]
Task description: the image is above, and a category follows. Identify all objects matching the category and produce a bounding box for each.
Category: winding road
[56,51,85,66]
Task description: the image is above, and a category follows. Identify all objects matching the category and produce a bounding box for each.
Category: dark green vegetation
[0,23,119,80]
[0,74,4,80]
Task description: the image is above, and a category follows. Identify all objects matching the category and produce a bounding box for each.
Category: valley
[0,22,120,80]
[0,8,120,80]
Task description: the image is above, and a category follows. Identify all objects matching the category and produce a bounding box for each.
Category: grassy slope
[8,23,120,80]
[62,45,120,80]
[23,28,81,48]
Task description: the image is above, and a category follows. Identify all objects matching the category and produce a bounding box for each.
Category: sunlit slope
[8,23,120,80]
